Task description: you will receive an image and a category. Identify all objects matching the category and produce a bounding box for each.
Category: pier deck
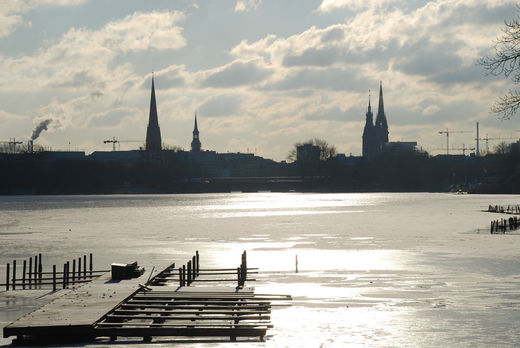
[3,253,290,343]
[3,262,170,341]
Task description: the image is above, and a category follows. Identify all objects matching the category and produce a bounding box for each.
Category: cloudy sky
[1,0,519,160]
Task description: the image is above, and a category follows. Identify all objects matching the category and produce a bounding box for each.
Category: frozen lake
[1,192,520,347]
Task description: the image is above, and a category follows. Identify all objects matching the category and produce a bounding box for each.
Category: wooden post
[62,263,66,289]
[22,260,26,290]
[12,260,16,290]
[187,261,192,286]
[38,253,42,286]
[28,257,32,289]
[78,257,82,280]
[178,267,182,287]
[33,255,38,287]
[237,267,241,288]
[83,255,87,278]
[66,261,70,288]
[89,253,93,276]
[72,259,76,284]
[6,263,9,291]
[52,265,56,292]
[192,256,196,278]
[182,265,186,287]
[195,250,200,276]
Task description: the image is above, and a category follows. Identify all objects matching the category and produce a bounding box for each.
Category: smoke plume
[31,119,53,141]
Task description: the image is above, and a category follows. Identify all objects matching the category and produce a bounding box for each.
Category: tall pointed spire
[191,111,201,152]
[145,73,162,152]
[375,80,388,146]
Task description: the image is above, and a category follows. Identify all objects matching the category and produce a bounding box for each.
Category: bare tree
[286,138,337,162]
[479,10,520,119]
[493,141,511,155]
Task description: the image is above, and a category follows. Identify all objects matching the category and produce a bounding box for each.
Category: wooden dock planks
[3,252,291,343]
[3,262,172,340]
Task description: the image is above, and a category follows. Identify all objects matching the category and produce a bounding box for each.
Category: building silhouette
[362,81,389,159]
[145,75,162,152]
[191,113,201,152]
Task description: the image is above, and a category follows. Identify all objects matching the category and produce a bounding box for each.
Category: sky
[1,0,520,160]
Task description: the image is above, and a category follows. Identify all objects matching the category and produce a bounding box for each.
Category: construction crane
[103,137,142,151]
[477,134,517,154]
[438,129,471,155]
[451,144,475,156]
[0,138,23,154]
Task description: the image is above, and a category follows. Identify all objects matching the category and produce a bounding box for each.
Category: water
[1,193,520,347]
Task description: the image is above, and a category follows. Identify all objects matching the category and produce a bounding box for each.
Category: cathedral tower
[362,92,376,159]
[145,75,162,152]
[191,112,201,152]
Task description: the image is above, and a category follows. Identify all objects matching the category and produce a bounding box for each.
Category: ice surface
[1,192,520,346]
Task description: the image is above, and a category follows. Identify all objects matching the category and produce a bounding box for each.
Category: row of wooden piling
[2,253,104,291]
[178,251,200,287]
[490,217,520,234]
[488,204,520,214]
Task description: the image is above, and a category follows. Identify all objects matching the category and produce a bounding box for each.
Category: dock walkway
[3,252,290,343]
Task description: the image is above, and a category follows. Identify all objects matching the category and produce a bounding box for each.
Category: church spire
[362,89,376,159]
[191,112,201,152]
[145,73,162,152]
[375,80,388,145]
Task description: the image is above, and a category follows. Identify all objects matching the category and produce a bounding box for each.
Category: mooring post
[237,267,241,288]
[178,267,182,287]
[196,250,200,276]
[33,255,38,287]
[89,253,93,276]
[182,265,186,287]
[72,259,76,284]
[192,256,196,278]
[78,257,82,280]
[62,263,66,289]
[12,260,16,290]
[38,253,42,286]
[6,263,9,291]
[52,265,56,292]
[187,261,192,286]
[22,260,26,290]
[83,255,87,278]
[242,250,247,282]
[28,257,32,289]
[66,261,70,288]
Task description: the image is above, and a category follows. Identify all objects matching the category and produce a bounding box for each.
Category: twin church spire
[362,81,389,159]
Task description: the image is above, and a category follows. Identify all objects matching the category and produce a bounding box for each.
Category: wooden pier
[3,251,291,344]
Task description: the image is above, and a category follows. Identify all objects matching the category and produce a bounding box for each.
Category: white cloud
[234,0,261,12]
[0,0,86,37]
[317,0,400,12]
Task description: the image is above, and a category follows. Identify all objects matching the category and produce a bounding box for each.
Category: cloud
[201,60,272,88]
[89,107,140,128]
[316,0,400,12]
[198,95,242,118]
[234,0,261,12]
[0,10,187,94]
[0,0,86,38]
[263,67,363,91]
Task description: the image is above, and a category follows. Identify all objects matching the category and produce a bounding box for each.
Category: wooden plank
[94,326,267,338]
[105,314,271,321]
[121,304,270,310]
[96,322,273,328]
[112,309,270,315]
